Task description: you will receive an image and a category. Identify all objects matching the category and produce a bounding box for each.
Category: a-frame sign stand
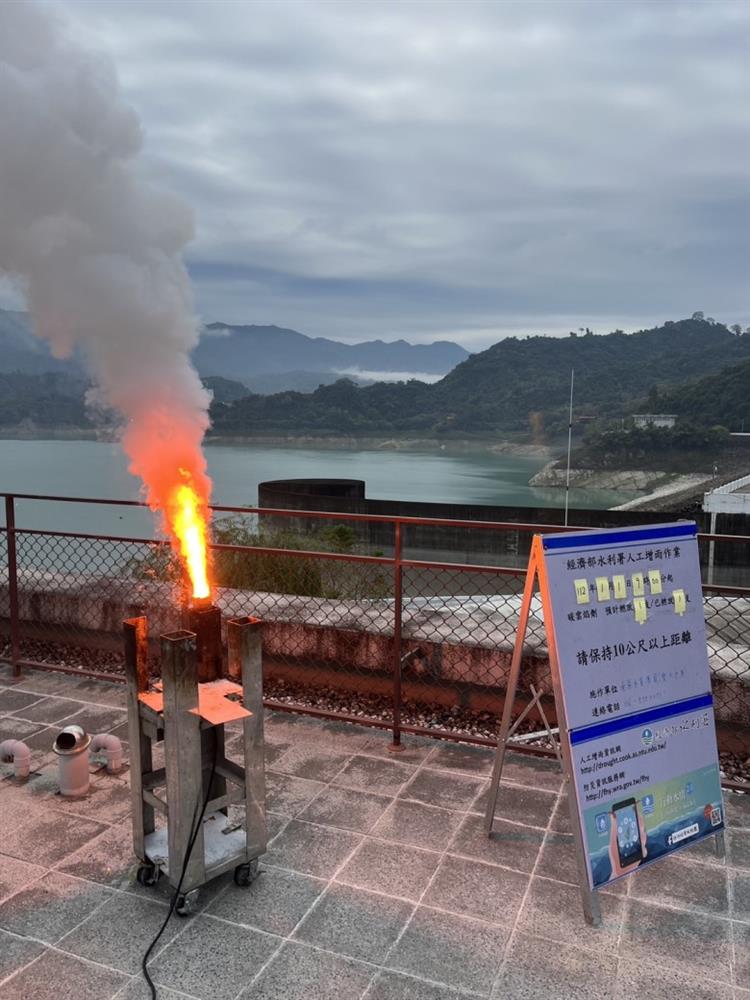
[484,535,602,926]
[485,523,726,928]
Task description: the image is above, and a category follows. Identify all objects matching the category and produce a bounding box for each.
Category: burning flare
[170,477,210,600]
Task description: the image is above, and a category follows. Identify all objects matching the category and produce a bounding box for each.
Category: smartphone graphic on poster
[612,798,643,868]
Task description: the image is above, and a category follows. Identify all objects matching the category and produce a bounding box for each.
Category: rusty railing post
[5,496,21,678]
[390,519,404,751]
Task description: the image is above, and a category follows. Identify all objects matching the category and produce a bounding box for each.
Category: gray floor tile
[387,906,508,995]
[500,752,564,792]
[450,812,544,873]
[23,725,64,753]
[400,768,484,812]
[731,869,750,921]
[149,914,280,1000]
[423,854,528,924]
[334,755,416,796]
[360,738,435,766]
[265,770,326,817]
[728,828,750,870]
[629,855,729,915]
[113,978,196,999]
[294,882,413,963]
[265,713,370,750]
[337,838,441,901]
[0,928,46,983]
[14,695,81,723]
[1,805,108,866]
[55,822,138,889]
[266,811,290,843]
[0,688,42,714]
[0,871,111,943]
[0,949,128,1000]
[370,799,462,852]
[615,958,734,1000]
[206,864,326,936]
[264,819,362,878]
[317,719,377,749]
[57,704,127,734]
[735,921,750,989]
[273,743,353,782]
[58,892,178,974]
[45,774,133,825]
[621,897,733,981]
[549,793,572,833]
[298,786,392,834]
[493,931,617,1000]
[0,716,44,741]
[426,743,494,776]
[725,792,750,830]
[0,855,46,903]
[474,781,557,829]
[262,740,292,769]
[516,876,624,951]
[239,940,373,1000]
[534,830,627,896]
[365,970,480,999]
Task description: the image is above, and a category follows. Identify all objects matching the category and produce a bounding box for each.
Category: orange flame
[169,479,210,600]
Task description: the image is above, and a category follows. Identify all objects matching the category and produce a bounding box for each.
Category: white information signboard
[485,522,724,923]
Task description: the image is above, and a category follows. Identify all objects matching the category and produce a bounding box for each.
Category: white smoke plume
[0,1,212,541]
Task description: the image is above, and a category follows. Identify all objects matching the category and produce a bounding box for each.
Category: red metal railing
[1,492,749,784]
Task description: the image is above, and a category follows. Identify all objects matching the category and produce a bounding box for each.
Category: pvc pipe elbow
[90,733,123,773]
[0,739,31,780]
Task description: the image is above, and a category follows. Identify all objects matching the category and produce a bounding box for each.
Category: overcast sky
[27,0,750,347]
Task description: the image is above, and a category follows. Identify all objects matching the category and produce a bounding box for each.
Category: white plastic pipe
[0,739,31,780]
[90,733,123,773]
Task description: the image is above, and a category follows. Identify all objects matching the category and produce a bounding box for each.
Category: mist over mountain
[194,322,469,378]
[0,309,469,390]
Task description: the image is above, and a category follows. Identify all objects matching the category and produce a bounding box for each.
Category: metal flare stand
[123,608,267,915]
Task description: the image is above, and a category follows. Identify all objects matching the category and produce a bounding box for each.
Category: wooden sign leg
[484,550,539,835]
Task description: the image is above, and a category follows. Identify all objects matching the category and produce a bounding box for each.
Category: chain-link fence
[1,494,749,784]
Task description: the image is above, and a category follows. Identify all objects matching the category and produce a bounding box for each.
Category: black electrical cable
[141,750,218,999]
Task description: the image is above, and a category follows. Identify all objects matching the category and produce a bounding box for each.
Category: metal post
[564,369,574,528]
[161,629,205,894]
[707,511,717,585]
[123,616,153,860]
[228,616,267,858]
[5,496,21,678]
[390,521,404,750]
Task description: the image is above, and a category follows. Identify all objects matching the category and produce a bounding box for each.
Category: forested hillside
[649,358,750,430]
[210,318,750,438]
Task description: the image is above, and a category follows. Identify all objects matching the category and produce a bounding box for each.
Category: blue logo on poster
[595,813,609,834]
[641,794,655,814]
[641,728,654,747]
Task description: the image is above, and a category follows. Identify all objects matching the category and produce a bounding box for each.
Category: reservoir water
[0,438,637,537]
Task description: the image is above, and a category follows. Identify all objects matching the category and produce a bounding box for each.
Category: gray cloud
[44,0,750,347]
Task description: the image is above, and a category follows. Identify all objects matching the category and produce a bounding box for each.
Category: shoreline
[0,426,560,459]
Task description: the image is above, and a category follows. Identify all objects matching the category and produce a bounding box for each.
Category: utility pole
[564,369,574,527]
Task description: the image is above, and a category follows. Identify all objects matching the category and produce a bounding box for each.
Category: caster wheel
[175,889,200,917]
[234,859,259,887]
[136,863,159,887]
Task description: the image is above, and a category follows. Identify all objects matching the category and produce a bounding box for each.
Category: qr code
[710,807,722,827]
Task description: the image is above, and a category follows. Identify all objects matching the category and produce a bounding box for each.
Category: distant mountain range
[1,313,748,438]
[0,310,469,392]
[209,318,750,438]
[195,322,469,379]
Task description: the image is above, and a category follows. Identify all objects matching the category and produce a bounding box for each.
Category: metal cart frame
[124,614,267,914]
